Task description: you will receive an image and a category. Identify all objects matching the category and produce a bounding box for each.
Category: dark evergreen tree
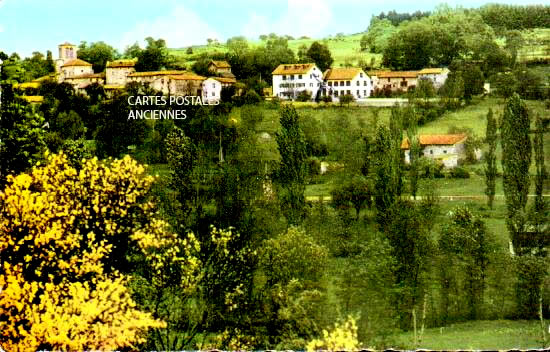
[485,108,498,209]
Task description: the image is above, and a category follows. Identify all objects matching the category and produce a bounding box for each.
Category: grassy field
[392,320,547,350]
[168,27,549,69]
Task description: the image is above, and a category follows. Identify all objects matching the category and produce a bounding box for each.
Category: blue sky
[0,0,546,58]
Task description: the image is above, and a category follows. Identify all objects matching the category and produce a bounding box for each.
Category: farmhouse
[373,71,419,92]
[322,67,373,100]
[272,63,323,100]
[418,68,450,88]
[401,134,468,168]
[208,60,235,79]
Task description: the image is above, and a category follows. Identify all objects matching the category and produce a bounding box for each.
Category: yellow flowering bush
[306,316,360,352]
[0,152,196,351]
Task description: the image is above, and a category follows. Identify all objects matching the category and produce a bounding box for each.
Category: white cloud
[241,0,332,39]
[119,4,220,50]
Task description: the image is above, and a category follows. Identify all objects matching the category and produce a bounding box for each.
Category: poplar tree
[501,93,531,254]
[484,108,497,209]
[275,105,308,225]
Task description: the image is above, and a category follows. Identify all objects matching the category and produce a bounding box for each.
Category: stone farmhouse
[418,68,450,88]
[272,63,323,100]
[401,134,468,168]
[208,60,236,79]
[322,67,373,101]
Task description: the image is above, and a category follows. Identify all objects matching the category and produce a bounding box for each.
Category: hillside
[168,28,550,70]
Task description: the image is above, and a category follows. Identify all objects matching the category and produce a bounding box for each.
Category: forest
[0,3,549,352]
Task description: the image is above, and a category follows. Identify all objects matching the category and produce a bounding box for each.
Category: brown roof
[65,72,106,79]
[367,70,390,77]
[128,70,186,77]
[212,77,236,84]
[106,59,136,68]
[377,71,419,79]
[419,68,446,75]
[61,59,93,67]
[401,134,467,149]
[168,73,206,81]
[209,60,231,68]
[272,63,317,75]
[323,67,364,80]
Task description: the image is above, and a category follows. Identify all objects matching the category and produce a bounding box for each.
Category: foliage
[306,316,360,352]
[134,37,171,72]
[478,4,550,31]
[275,106,308,225]
[501,94,531,254]
[339,93,355,106]
[485,108,498,209]
[306,41,333,72]
[331,176,371,220]
[449,166,470,179]
[0,84,46,187]
[439,206,495,320]
[296,90,312,102]
[362,18,397,54]
[0,153,176,350]
[77,41,118,72]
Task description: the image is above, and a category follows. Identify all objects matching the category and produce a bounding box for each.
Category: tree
[306,41,333,72]
[485,108,498,209]
[439,206,495,320]
[275,105,308,225]
[77,41,118,72]
[0,84,46,187]
[331,176,371,220]
[135,37,170,72]
[0,153,187,350]
[501,93,531,254]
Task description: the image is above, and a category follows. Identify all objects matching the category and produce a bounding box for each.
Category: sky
[0,0,547,58]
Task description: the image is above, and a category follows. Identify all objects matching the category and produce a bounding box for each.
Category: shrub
[243,90,262,104]
[339,93,355,106]
[296,90,313,102]
[321,95,333,103]
[449,166,470,178]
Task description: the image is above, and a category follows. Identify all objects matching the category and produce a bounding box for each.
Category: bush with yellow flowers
[0,152,200,351]
[306,315,360,352]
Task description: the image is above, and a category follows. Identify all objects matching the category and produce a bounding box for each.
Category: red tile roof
[401,134,467,149]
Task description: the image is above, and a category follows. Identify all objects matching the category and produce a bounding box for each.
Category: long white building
[272,63,323,100]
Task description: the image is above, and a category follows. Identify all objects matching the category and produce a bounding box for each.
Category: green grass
[392,320,547,350]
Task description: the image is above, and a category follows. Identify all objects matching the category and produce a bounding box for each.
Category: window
[282,75,286,80]
[212,83,215,88]
[387,78,390,82]
[364,81,367,86]
[364,90,367,96]
[328,82,332,86]
[340,81,345,86]
[400,81,407,87]
[356,90,360,96]
[347,90,351,95]
[317,83,320,87]
[356,81,360,86]
[334,91,339,97]
[360,72,363,78]
[290,75,294,80]
[212,92,215,96]
[310,83,313,87]
[298,74,302,79]
[443,150,447,154]
[310,74,313,78]
[430,150,433,155]
[346,81,351,86]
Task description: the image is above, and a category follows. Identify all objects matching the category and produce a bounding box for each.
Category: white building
[58,59,94,82]
[401,134,468,168]
[417,68,450,89]
[201,77,222,103]
[322,67,372,101]
[272,63,322,100]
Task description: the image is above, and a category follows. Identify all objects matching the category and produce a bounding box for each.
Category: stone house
[374,71,419,92]
[417,68,450,88]
[106,59,137,85]
[59,59,94,82]
[401,134,468,168]
[322,67,372,100]
[208,60,235,79]
[272,63,323,100]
